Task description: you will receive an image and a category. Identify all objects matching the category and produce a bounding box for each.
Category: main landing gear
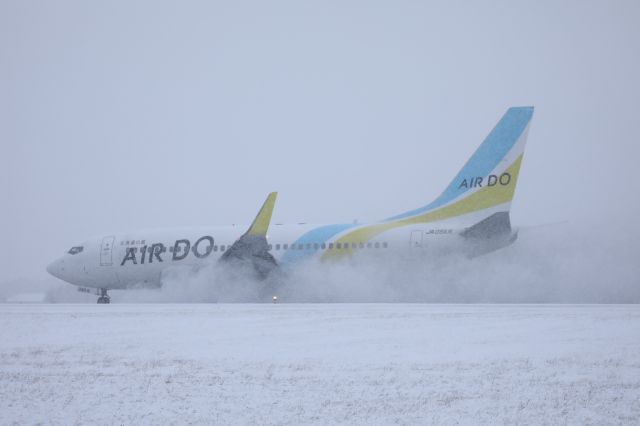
[97,288,111,304]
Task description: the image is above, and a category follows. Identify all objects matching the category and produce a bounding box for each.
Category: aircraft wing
[220,192,278,277]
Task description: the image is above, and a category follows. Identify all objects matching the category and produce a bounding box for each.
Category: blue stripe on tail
[385,106,533,221]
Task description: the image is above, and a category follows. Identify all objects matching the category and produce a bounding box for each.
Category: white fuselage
[46,221,477,290]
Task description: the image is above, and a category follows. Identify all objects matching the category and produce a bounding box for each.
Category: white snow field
[1,304,639,425]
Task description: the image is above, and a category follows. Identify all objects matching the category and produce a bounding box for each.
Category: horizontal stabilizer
[460,212,511,240]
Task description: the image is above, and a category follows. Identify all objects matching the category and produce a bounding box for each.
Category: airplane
[47,106,534,303]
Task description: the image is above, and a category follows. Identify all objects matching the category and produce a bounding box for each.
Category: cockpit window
[68,246,83,255]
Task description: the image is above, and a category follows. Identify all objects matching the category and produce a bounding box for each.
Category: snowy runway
[1,304,639,424]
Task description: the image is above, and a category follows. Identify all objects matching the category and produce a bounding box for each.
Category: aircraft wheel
[97,288,111,304]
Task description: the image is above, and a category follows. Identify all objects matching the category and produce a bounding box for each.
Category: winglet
[246,192,277,236]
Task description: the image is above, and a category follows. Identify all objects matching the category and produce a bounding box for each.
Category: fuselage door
[100,236,115,266]
[410,230,424,249]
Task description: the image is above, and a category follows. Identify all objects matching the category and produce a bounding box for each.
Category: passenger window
[268,244,272,250]
[336,243,342,249]
[221,245,226,251]
[367,243,372,249]
[298,244,303,250]
[359,243,364,249]
[352,243,357,249]
[276,244,280,250]
[329,243,334,249]
[283,244,288,250]
[383,242,388,248]
[213,245,218,252]
[313,243,319,250]
[321,243,326,249]
[375,242,380,248]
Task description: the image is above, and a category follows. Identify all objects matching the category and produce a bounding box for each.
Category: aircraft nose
[46,258,65,279]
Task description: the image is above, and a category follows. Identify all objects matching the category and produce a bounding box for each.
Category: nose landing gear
[97,288,111,304]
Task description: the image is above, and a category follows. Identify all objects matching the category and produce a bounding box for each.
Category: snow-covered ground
[1,304,639,425]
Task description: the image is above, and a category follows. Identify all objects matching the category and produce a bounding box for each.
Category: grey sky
[1,0,639,282]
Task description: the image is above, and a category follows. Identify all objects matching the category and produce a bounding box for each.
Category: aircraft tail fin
[319,107,534,256]
[385,106,534,226]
